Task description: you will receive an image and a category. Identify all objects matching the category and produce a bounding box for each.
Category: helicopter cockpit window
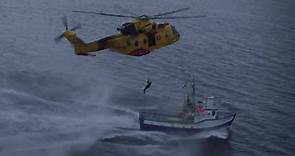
[118,22,137,35]
[171,26,177,34]
[122,23,129,26]
[158,23,169,29]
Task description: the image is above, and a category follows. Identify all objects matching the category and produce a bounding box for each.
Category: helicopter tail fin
[63,31,106,56]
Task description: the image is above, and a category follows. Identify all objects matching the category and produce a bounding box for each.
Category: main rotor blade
[150,15,206,19]
[70,23,82,31]
[62,16,68,30]
[152,7,190,17]
[72,10,137,18]
[55,34,64,43]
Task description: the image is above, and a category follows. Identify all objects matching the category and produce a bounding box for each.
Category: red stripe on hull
[129,49,150,56]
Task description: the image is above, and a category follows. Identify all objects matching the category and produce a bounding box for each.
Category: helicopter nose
[175,31,180,40]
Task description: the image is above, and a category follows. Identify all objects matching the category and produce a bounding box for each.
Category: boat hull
[139,113,236,133]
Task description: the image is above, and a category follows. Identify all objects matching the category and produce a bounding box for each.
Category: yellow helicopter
[55,8,205,56]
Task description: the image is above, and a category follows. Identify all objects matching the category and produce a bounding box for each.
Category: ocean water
[0,0,294,156]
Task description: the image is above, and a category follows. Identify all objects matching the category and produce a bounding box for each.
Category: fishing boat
[139,80,236,133]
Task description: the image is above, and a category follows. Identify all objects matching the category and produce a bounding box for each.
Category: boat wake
[100,131,167,145]
[206,128,230,139]
[166,127,231,142]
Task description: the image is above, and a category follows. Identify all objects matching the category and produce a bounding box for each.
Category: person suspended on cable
[143,79,152,94]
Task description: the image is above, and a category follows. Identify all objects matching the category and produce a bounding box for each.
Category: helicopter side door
[147,33,156,47]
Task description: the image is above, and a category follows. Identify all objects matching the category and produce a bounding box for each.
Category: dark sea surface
[0,0,294,156]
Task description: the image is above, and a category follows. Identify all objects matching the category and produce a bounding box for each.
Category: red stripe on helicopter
[129,49,150,56]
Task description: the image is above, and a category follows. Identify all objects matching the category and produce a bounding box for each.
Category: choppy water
[0,0,294,156]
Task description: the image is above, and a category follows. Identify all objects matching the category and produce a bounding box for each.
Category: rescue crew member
[143,79,152,94]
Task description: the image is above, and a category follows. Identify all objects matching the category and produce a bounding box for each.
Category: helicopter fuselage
[63,19,180,56]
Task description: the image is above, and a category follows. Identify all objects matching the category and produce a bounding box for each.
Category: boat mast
[190,77,197,116]
[191,77,196,105]
[182,77,197,115]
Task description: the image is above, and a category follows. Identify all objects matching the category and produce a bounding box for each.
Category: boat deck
[139,111,235,124]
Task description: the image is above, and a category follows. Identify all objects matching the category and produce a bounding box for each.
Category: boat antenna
[192,76,196,96]
[191,76,196,105]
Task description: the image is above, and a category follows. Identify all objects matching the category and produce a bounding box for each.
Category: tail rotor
[55,16,81,43]
[62,16,69,30]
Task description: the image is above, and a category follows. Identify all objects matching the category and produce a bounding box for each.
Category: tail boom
[63,31,107,55]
